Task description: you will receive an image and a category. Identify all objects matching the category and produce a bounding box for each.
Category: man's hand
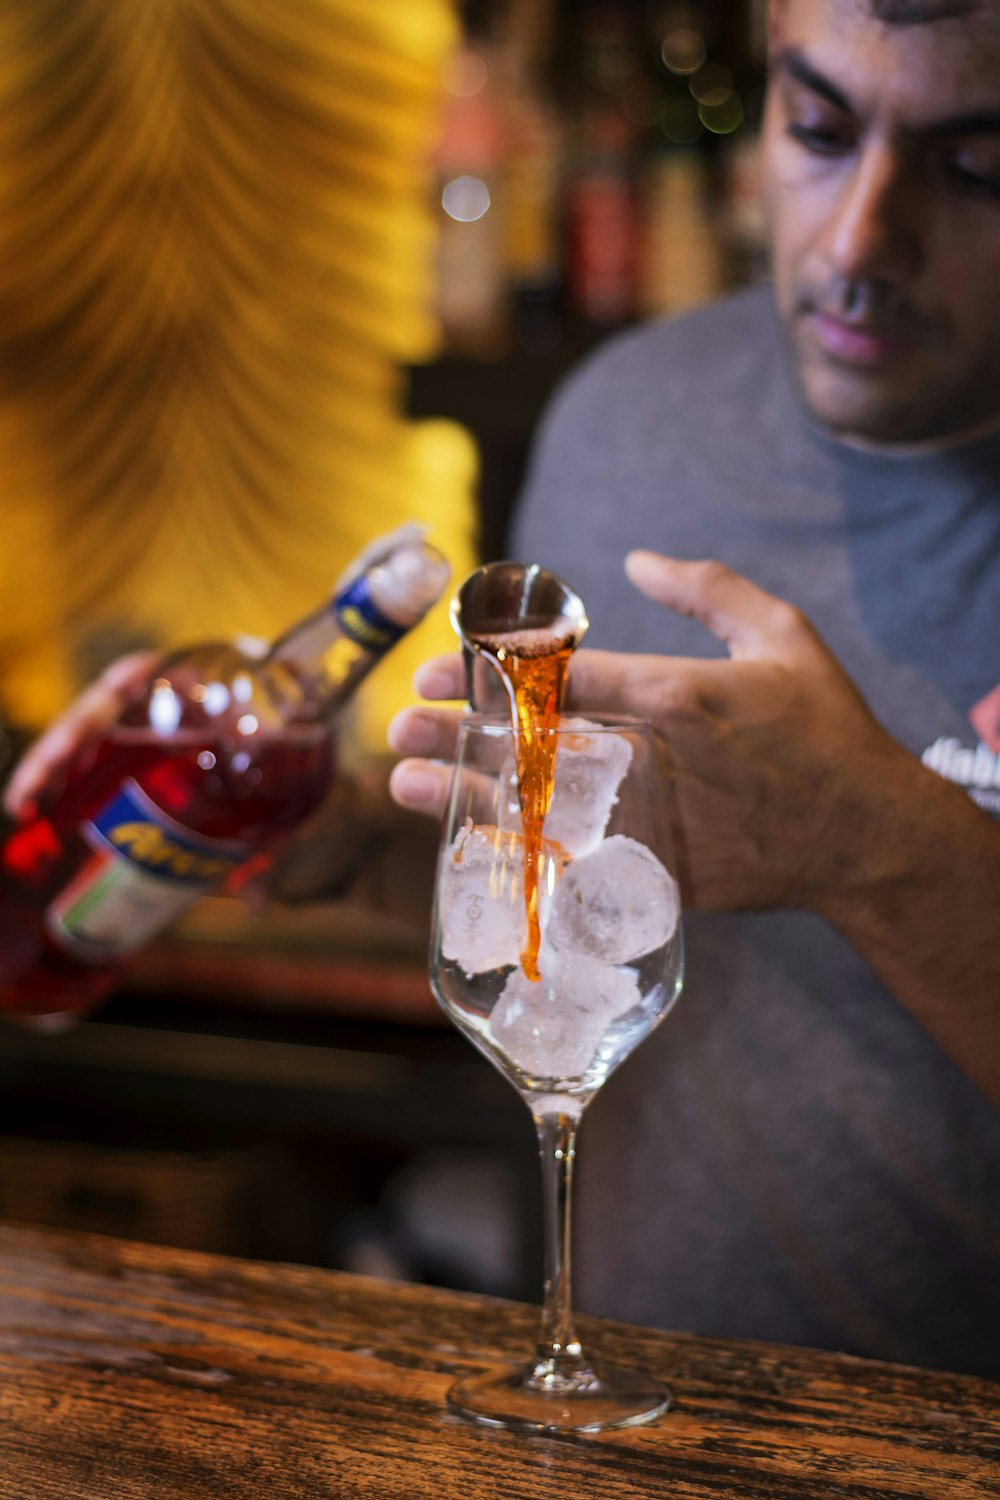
[392,551,1000,1107]
[391,551,917,918]
[2,653,158,821]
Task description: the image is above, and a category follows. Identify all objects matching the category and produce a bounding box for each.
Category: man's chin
[793,361,939,446]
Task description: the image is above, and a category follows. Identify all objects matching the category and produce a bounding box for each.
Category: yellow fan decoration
[0,0,476,749]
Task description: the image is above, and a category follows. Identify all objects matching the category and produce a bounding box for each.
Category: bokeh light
[689,64,734,106]
[661,95,704,145]
[441,175,492,222]
[698,92,745,134]
[443,49,488,98]
[661,28,707,76]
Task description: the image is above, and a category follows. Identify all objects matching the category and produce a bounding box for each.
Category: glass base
[446,1356,671,1434]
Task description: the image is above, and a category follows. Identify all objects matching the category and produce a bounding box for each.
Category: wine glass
[429,713,684,1433]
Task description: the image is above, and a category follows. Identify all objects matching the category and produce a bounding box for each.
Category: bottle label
[333,574,407,652]
[46,778,248,961]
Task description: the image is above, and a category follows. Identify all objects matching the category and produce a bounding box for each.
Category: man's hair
[771,0,989,29]
[869,0,978,20]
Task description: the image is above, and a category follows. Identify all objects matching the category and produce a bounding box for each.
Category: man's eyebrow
[773,45,1000,137]
[928,113,1000,137]
[772,48,853,112]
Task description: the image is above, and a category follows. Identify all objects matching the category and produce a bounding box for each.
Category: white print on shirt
[922,736,1000,818]
[920,680,1000,818]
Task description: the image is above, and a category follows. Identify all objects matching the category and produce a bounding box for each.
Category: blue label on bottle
[89,779,247,885]
[333,574,407,652]
[45,778,251,959]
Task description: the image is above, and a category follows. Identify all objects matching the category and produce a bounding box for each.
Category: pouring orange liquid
[467,627,574,981]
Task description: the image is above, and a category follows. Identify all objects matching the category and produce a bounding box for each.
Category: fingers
[387,706,465,819]
[564,649,689,720]
[413,653,465,702]
[388,757,453,818]
[404,648,718,747]
[624,552,818,662]
[389,751,506,827]
[387,705,463,761]
[3,651,158,819]
[412,561,817,706]
[389,703,506,824]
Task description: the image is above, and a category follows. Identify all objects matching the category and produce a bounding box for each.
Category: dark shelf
[407,327,609,558]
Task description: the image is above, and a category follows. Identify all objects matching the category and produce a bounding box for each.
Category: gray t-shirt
[511,285,1000,1379]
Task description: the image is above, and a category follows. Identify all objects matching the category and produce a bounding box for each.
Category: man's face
[763,0,1000,443]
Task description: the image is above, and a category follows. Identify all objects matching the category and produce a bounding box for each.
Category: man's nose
[822,143,922,287]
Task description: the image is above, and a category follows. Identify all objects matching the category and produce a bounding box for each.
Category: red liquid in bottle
[0,532,450,1028]
[0,718,333,1027]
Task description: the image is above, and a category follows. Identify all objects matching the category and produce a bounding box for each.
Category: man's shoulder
[543,285,782,442]
[566,286,778,397]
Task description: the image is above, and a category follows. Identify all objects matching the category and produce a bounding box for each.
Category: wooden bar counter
[0,1222,995,1498]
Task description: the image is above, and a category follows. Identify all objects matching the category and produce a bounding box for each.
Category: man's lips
[810,309,912,366]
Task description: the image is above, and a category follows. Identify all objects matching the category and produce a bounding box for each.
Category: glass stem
[533,1108,583,1370]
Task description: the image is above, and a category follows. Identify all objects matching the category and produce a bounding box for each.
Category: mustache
[800,275,926,334]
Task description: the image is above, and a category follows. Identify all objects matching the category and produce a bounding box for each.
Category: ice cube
[547,834,679,965]
[439,822,560,977]
[498,718,633,857]
[490,946,642,1079]
[438,823,526,976]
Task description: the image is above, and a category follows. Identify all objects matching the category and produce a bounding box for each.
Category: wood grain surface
[0,1223,995,1499]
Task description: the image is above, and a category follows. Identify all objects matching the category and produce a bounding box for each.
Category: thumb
[624,551,815,661]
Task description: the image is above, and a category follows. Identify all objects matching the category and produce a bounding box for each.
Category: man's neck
[837,410,1000,458]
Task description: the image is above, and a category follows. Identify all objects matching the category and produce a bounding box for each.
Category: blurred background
[0,0,765,1299]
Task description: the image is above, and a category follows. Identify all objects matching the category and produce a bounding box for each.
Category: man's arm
[266,761,438,931]
[390,551,1000,1109]
[815,758,1000,1107]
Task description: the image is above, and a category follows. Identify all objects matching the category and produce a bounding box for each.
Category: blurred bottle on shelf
[497,0,565,353]
[639,149,723,319]
[566,3,646,328]
[641,0,767,318]
[434,26,510,355]
[429,0,762,352]
[567,105,642,329]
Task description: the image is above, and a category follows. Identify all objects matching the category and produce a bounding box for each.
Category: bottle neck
[251,538,449,725]
[254,602,355,724]
[257,584,413,725]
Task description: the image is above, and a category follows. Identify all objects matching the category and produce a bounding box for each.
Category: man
[387,0,1000,1378]
[7,0,1000,1378]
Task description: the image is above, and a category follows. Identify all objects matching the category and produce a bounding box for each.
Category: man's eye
[948,157,1000,199]
[786,120,852,155]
